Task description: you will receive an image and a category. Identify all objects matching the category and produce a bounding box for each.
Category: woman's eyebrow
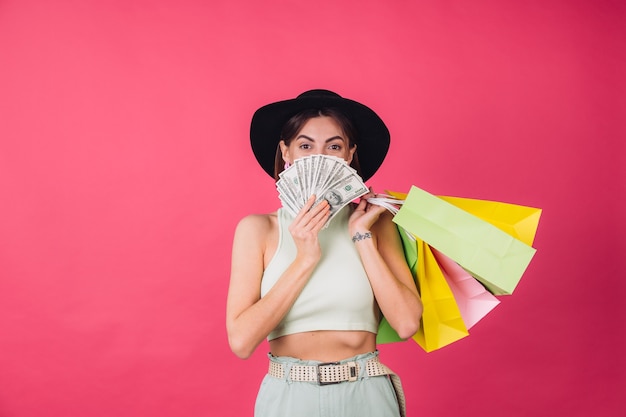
[295,134,345,142]
[325,136,345,143]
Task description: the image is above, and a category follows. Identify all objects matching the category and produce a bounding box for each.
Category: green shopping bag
[392,186,537,295]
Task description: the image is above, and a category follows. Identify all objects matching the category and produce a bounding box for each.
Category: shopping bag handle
[366,194,404,214]
[366,195,415,241]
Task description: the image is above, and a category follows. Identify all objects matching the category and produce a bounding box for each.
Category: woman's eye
[299,144,311,150]
[329,144,342,151]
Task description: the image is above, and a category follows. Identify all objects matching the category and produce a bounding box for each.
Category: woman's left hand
[349,189,387,237]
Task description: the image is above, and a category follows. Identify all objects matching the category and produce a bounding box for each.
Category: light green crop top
[261,205,379,341]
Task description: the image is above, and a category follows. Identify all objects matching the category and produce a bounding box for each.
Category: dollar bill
[279,164,305,206]
[315,172,368,221]
[277,155,368,225]
[319,158,352,194]
[276,179,300,217]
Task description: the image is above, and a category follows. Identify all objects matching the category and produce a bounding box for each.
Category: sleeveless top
[261,206,379,341]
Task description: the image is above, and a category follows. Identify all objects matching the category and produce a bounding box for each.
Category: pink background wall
[1,0,624,416]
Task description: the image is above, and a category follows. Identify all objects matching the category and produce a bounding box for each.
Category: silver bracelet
[351,231,372,243]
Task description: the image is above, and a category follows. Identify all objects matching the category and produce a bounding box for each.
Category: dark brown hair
[273,108,362,180]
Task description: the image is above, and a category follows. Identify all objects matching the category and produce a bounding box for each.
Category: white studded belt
[269,356,389,385]
[267,356,406,417]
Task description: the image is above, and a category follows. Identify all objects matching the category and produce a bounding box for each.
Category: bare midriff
[269,330,377,362]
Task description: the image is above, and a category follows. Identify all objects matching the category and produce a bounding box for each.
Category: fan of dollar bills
[276,155,369,224]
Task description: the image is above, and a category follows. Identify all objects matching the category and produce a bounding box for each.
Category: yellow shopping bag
[377,231,469,352]
[413,236,469,352]
[437,196,541,247]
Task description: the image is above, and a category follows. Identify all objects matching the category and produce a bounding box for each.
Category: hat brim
[250,91,390,182]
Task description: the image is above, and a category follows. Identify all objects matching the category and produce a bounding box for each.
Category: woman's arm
[226,197,330,359]
[350,197,422,339]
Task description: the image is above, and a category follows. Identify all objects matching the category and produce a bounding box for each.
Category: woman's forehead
[297,117,346,140]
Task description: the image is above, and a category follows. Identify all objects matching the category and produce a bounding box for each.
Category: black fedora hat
[250,89,390,182]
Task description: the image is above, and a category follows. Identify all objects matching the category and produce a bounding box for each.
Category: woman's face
[279,116,356,165]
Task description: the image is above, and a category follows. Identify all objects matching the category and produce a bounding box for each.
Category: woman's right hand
[288,195,330,265]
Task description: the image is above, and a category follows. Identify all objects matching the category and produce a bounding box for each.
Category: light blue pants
[255,351,402,417]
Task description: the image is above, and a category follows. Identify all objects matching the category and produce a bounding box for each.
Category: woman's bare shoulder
[232,212,279,260]
[235,211,278,235]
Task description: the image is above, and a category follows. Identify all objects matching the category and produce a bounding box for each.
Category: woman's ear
[279,140,291,164]
[347,144,356,165]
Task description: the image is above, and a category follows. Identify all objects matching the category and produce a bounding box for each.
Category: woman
[227,89,422,417]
